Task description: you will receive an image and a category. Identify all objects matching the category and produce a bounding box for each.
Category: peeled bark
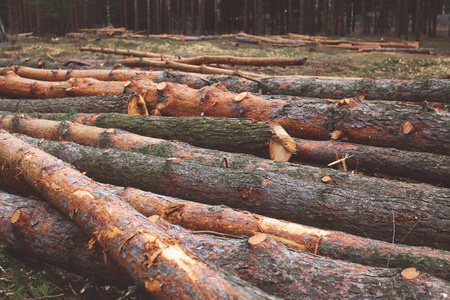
[16,134,450,250]
[2,191,448,299]
[0,190,133,287]
[0,93,138,114]
[259,77,450,103]
[72,112,295,159]
[0,131,274,299]
[294,138,450,187]
[154,82,450,155]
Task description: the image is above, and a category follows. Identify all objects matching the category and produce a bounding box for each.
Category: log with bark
[153,82,450,155]
[70,113,296,160]
[259,76,450,103]
[0,93,143,114]
[0,130,275,299]
[119,58,264,81]
[66,112,450,186]
[0,71,128,98]
[294,138,450,187]
[15,133,450,250]
[236,32,309,46]
[80,46,307,67]
[1,117,448,279]
[8,66,449,104]
[358,47,436,54]
[0,190,134,287]
[2,191,448,299]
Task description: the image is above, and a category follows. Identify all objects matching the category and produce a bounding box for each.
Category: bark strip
[16,134,450,250]
[0,130,275,299]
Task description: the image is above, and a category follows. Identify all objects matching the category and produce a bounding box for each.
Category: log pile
[0,63,449,298]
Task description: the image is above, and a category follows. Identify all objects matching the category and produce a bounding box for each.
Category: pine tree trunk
[0,131,275,299]
[154,82,450,155]
[14,133,450,251]
[2,190,449,298]
[0,191,133,287]
[0,94,136,114]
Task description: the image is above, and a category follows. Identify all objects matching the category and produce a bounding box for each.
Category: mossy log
[2,191,448,299]
[0,131,274,299]
[0,93,139,114]
[154,82,450,155]
[72,112,295,160]
[16,134,450,250]
[259,76,450,103]
[0,191,133,287]
[294,138,450,187]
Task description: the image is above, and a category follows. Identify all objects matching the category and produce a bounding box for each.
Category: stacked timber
[0,65,449,298]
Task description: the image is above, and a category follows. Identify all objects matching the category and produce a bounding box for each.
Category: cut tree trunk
[16,134,450,250]
[71,112,295,160]
[79,46,307,67]
[0,190,133,287]
[9,66,449,104]
[79,46,178,59]
[0,93,142,114]
[236,32,309,46]
[0,130,275,299]
[259,76,450,103]
[153,82,450,155]
[119,58,264,80]
[8,66,258,93]
[1,118,448,279]
[0,71,128,99]
[114,187,450,281]
[358,47,436,54]
[2,191,448,299]
[294,138,450,187]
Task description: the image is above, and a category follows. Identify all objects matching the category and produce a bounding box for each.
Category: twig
[192,230,244,239]
[386,202,396,268]
[327,154,354,167]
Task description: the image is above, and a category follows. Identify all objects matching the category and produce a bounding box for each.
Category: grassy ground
[0,31,449,299]
[1,30,449,80]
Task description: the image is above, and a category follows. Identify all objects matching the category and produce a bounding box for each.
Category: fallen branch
[79,46,178,59]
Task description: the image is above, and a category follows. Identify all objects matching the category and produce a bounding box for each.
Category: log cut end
[269,123,296,162]
[401,268,420,280]
[127,94,149,115]
[248,233,268,246]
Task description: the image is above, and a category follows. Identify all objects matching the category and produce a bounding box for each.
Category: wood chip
[248,233,268,246]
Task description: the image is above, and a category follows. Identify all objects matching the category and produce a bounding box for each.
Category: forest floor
[1,30,450,80]
[0,31,449,299]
